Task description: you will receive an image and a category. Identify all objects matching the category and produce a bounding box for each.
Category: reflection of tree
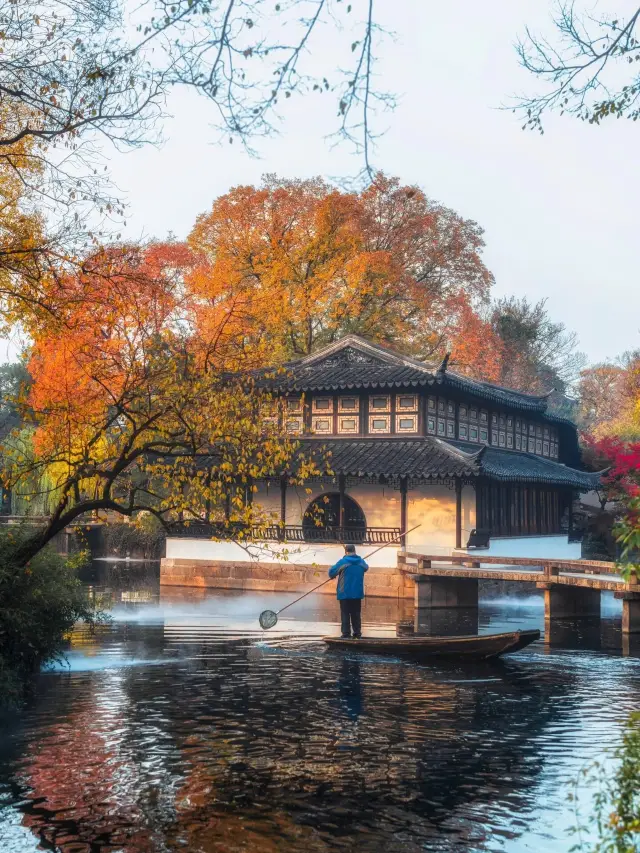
[15,670,179,852]
[5,629,613,852]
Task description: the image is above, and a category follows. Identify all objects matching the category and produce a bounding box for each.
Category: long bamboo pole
[266,524,421,621]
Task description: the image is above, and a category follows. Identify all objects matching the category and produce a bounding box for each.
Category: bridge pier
[414,575,479,609]
[620,594,640,634]
[539,584,601,621]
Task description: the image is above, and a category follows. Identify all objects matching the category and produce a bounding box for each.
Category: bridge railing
[399,551,631,580]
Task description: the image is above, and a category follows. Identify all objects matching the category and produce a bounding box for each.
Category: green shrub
[0,527,102,708]
[571,712,640,852]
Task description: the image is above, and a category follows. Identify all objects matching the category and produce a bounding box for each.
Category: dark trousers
[340,599,362,638]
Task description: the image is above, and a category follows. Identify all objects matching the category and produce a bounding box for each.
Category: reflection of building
[162,336,600,595]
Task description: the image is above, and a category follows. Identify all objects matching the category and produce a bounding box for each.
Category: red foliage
[587,435,640,500]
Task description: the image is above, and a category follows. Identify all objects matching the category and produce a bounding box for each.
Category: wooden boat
[323,629,541,661]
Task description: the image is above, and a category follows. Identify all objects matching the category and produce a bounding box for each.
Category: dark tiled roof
[267,336,563,416]
[158,436,601,491]
[297,438,477,478]
[298,438,601,490]
[478,446,601,490]
[448,440,599,490]
[437,373,549,413]
[274,363,433,392]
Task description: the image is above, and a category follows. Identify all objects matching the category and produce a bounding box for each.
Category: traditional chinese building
[161,335,600,597]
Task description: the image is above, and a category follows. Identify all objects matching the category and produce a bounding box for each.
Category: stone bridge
[399,552,640,635]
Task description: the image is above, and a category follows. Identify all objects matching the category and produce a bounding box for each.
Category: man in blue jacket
[328,544,369,639]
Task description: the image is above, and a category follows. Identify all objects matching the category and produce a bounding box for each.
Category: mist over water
[0,564,638,853]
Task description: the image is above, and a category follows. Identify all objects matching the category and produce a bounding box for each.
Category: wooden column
[279,476,287,539]
[205,469,212,523]
[338,474,346,531]
[455,478,463,549]
[567,490,574,540]
[400,476,408,548]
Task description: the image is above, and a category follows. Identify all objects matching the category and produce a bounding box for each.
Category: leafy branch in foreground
[0,0,392,331]
[514,3,640,132]
[570,712,640,852]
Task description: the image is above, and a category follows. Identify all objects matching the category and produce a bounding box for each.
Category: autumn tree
[579,351,640,440]
[1,242,317,565]
[516,4,640,132]
[188,173,496,373]
[489,296,585,396]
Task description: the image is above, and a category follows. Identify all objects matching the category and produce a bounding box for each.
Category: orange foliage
[28,243,192,460]
[447,300,504,381]
[187,173,494,368]
[6,239,317,565]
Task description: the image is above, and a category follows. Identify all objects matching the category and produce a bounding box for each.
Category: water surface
[0,571,639,852]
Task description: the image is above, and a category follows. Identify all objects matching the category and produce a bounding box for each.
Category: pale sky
[5,1,637,365]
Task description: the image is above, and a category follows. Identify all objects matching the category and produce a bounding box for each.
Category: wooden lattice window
[312,397,333,413]
[338,415,359,434]
[312,417,332,434]
[396,414,418,433]
[338,396,359,412]
[396,394,418,411]
[369,395,390,413]
[369,415,390,433]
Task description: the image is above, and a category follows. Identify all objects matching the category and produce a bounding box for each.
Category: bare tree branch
[513,2,640,132]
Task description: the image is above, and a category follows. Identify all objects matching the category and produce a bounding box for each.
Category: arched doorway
[302,493,367,543]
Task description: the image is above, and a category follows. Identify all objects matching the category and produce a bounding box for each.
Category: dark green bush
[0,527,101,707]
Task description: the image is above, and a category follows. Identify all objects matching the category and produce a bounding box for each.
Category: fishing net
[259,610,278,630]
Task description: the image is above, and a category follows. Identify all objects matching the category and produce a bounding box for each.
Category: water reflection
[413,607,479,636]
[0,570,639,853]
[336,658,363,721]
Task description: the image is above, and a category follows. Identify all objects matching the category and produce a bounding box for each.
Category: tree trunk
[11,528,61,567]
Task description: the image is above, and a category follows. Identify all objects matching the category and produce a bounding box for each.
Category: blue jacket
[329,554,369,600]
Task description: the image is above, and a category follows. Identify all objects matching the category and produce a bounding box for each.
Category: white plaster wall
[252,480,282,524]
[405,483,459,555]
[347,483,401,528]
[469,535,581,560]
[165,537,399,568]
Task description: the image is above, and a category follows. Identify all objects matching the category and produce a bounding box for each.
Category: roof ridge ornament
[437,352,451,375]
[294,334,435,373]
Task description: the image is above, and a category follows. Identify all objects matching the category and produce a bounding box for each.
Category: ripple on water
[0,589,638,853]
